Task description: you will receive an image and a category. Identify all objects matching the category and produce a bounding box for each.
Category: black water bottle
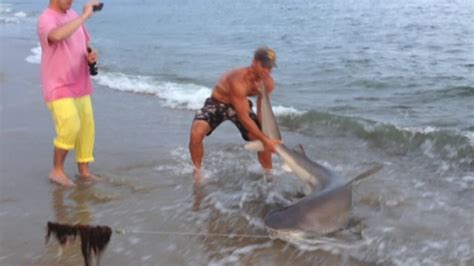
[87,47,98,76]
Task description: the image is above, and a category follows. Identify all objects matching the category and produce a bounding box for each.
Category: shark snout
[264,209,295,230]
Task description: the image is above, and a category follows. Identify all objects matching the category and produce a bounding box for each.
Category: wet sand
[1,38,381,265]
[1,36,195,265]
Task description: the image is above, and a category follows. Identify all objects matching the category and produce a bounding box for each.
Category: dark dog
[46,222,112,266]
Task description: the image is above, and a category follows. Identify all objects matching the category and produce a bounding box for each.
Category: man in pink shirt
[38,0,101,186]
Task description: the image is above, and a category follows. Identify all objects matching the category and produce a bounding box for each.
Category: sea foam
[25,46,41,64]
[96,71,304,115]
[0,4,29,24]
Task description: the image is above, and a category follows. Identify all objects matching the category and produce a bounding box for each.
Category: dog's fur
[46,222,112,266]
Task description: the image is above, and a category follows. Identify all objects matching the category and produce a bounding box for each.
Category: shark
[245,84,383,239]
[266,144,383,239]
[244,84,281,151]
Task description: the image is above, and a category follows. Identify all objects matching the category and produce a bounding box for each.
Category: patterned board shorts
[193,97,260,141]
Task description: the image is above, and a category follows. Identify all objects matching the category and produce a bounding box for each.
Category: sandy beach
[1,36,194,265]
[0,37,369,266]
[2,1,473,265]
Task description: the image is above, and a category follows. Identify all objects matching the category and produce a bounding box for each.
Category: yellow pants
[47,95,95,163]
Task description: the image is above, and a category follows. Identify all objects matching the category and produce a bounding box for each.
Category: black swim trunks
[193,97,260,141]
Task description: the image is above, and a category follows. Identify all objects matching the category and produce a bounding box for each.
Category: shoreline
[1,21,473,265]
[0,37,371,266]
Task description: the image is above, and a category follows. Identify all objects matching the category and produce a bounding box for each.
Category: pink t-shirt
[38,8,93,102]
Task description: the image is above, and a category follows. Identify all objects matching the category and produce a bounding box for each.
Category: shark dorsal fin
[348,163,384,185]
[292,144,307,156]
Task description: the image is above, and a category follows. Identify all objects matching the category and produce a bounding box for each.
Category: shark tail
[347,163,384,185]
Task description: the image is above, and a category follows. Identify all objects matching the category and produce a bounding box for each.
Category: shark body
[245,84,382,238]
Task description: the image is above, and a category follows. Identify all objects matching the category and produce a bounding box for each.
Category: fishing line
[115,229,270,239]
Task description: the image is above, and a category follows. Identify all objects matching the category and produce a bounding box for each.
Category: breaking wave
[278,110,474,167]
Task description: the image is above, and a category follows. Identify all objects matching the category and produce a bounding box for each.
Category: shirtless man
[189,47,281,179]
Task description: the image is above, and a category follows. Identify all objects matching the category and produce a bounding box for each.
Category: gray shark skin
[265,144,383,237]
[259,84,281,140]
[265,173,352,236]
[275,144,342,192]
[242,84,383,237]
[244,85,281,151]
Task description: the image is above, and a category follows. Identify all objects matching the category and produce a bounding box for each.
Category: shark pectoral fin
[303,183,312,196]
[281,162,293,172]
[348,163,384,185]
[244,140,264,152]
[292,144,307,156]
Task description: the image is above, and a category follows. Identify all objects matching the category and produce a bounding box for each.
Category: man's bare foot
[76,172,101,181]
[193,167,202,182]
[263,169,273,183]
[77,162,101,181]
[48,170,76,187]
[192,167,203,211]
[192,181,203,212]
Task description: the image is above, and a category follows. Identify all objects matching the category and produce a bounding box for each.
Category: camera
[93,3,104,12]
[87,47,98,76]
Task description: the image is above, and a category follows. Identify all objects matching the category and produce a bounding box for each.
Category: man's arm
[263,75,275,94]
[229,80,278,152]
[48,1,97,43]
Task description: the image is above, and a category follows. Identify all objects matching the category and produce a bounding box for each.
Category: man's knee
[189,121,210,145]
[189,131,203,147]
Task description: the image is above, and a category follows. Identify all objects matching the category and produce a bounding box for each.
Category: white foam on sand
[25,45,41,64]
[95,71,211,110]
[0,4,29,24]
[0,4,13,13]
[96,71,305,115]
[464,131,474,146]
[208,241,273,266]
[14,11,26,18]
[272,105,305,116]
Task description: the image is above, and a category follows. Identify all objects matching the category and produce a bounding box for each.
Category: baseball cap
[254,47,277,69]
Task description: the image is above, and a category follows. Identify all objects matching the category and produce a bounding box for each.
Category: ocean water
[2,0,473,265]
